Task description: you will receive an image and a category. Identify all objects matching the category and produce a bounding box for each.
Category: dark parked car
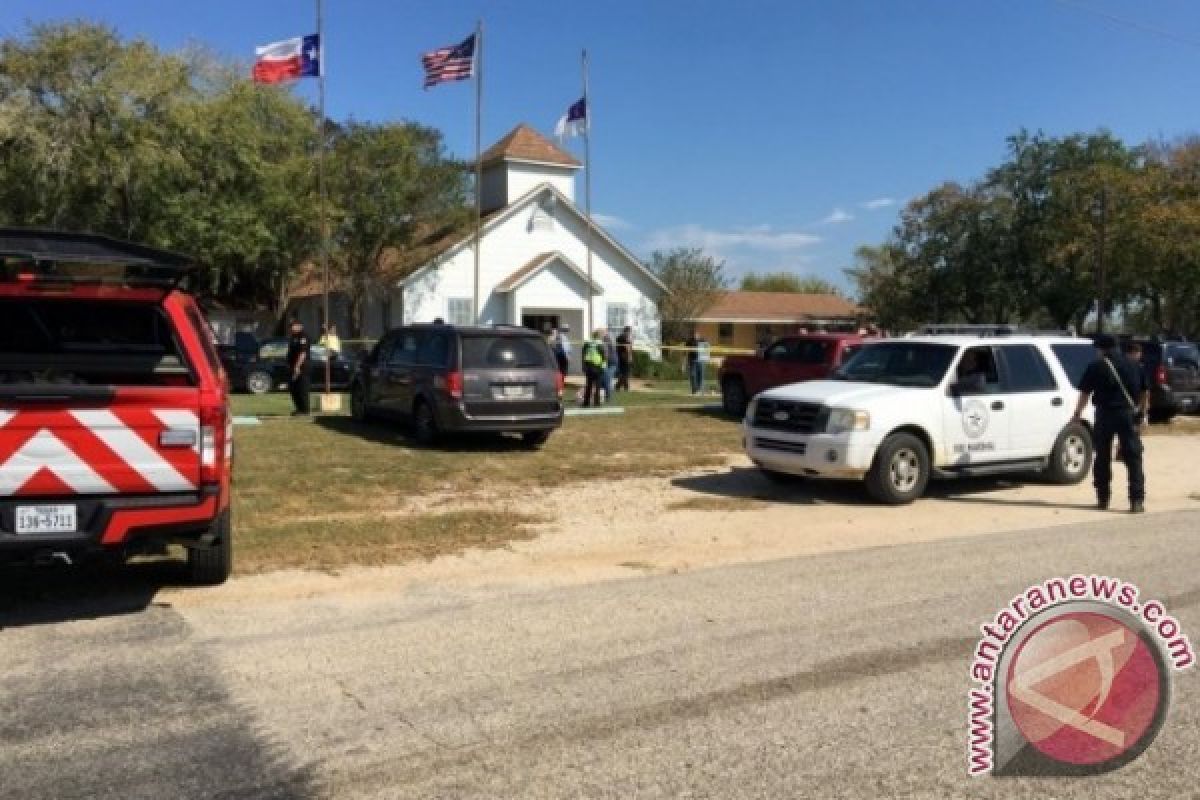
[219,334,353,394]
[1139,338,1200,422]
[350,324,564,446]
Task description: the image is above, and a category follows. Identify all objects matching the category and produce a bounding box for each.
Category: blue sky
[5,1,1200,291]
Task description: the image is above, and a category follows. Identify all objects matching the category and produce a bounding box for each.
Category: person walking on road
[286,318,311,416]
[581,329,606,407]
[1072,333,1149,512]
[615,326,633,391]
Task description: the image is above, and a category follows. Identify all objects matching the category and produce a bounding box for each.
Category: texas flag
[252,34,321,84]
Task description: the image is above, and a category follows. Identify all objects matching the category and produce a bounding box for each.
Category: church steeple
[479,124,582,212]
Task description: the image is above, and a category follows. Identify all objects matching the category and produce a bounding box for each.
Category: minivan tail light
[1156,364,1168,386]
[555,370,564,399]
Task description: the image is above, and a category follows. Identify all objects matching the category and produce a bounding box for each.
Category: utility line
[1052,0,1200,51]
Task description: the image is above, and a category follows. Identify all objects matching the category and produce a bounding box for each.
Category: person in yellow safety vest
[581,329,607,407]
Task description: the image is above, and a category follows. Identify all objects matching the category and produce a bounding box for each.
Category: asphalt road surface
[3,510,1199,799]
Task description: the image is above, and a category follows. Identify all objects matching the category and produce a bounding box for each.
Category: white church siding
[400,183,661,352]
[299,125,664,353]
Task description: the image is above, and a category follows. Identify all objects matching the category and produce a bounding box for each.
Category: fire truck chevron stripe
[70,410,195,492]
[0,429,116,495]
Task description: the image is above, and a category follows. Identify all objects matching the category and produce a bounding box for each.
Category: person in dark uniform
[286,319,311,416]
[615,325,633,392]
[1071,333,1149,512]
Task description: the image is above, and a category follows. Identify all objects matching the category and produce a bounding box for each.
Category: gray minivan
[350,324,564,446]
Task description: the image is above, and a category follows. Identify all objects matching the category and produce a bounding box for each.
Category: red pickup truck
[0,229,233,583]
[718,333,870,415]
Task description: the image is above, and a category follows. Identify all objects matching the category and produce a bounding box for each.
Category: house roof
[693,291,863,323]
[480,124,581,169]
[400,182,667,293]
[495,251,604,294]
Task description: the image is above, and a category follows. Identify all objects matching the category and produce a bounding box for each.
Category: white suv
[742,334,1098,504]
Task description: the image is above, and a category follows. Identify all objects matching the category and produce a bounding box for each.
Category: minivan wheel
[187,509,232,585]
[520,430,552,448]
[1044,423,1092,485]
[412,400,439,446]
[722,377,747,417]
[866,433,929,505]
[245,370,273,395]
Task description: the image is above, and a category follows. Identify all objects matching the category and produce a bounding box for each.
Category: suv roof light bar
[0,228,195,289]
[919,324,1074,338]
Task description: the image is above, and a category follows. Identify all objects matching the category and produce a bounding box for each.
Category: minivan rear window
[462,335,552,369]
[1050,343,1095,389]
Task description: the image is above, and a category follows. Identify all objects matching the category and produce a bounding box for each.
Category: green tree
[0,22,321,313]
[325,121,468,336]
[740,271,842,295]
[647,247,728,344]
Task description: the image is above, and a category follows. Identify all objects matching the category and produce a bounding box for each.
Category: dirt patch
[666,496,769,512]
[236,510,547,574]
[169,434,1200,606]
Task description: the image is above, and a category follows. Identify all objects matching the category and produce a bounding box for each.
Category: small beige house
[690,291,867,351]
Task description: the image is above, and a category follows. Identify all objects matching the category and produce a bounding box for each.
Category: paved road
[3,510,1199,799]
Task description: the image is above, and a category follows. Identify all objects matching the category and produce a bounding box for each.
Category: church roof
[694,291,863,322]
[495,251,604,294]
[480,124,581,169]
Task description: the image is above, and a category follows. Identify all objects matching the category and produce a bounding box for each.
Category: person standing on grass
[581,329,606,407]
[553,323,571,376]
[286,318,311,416]
[318,323,341,357]
[685,330,701,394]
[694,334,711,395]
[601,330,617,402]
[616,325,633,391]
[1071,333,1149,513]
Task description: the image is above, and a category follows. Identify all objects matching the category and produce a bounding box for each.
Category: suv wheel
[412,399,439,446]
[866,433,929,505]
[350,383,370,423]
[722,377,748,416]
[1044,423,1092,484]
[245,369,273,395]
[187,509,232,585]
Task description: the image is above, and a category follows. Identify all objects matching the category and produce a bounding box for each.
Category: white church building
[291,124,664,351]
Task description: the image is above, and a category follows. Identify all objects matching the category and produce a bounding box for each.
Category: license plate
[15,505,77,535]
[495,385,534,400]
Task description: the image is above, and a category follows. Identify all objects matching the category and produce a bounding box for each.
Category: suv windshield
[462,335,552,369]
[834,342,956,387]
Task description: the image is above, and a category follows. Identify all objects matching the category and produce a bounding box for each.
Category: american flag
[422,34,476,89]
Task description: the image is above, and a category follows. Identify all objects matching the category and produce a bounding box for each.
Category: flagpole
[582,48,593,334]
[473,20,484,324]
[317,0,331,394]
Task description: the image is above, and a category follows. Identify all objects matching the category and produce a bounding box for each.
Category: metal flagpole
[473,20,484,324]
[317,0,331,395]
[582,49,593,333]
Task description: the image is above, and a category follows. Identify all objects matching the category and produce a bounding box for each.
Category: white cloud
[859,197,895,210]
[591,212,632,230]
[644,223,821,254]
[819,208,854,225]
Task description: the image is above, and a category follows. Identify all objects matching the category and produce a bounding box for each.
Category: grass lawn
[229,400,741,574]
[229,387,714,418]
